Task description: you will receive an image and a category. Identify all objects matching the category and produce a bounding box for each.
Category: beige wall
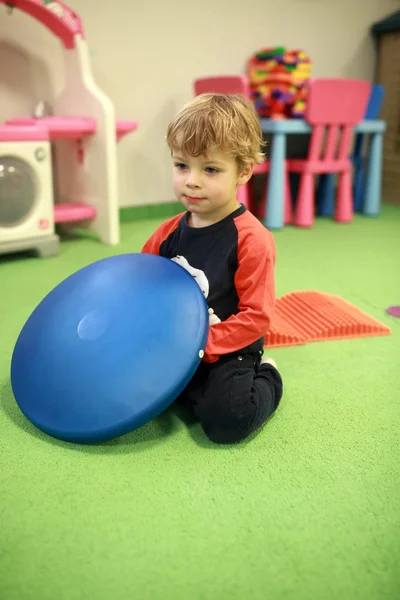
[0,0,398,207]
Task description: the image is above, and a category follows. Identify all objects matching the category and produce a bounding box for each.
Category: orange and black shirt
[142,205,277,363]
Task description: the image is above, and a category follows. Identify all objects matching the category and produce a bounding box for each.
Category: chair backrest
[365,84,385,119]
[194,75,250,97]
[305,78,371,125]
[304,78,371,163]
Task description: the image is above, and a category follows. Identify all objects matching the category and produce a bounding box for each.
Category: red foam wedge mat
[265,291,391,348]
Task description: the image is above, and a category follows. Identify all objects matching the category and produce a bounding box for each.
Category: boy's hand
[208,308,221,326]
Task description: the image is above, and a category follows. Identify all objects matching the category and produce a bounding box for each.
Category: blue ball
[11,254,209,443]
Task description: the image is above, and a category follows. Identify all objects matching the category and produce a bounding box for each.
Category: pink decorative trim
[0,0,84,49]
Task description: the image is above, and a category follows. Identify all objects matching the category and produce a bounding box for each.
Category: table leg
[363,132,383,215]
[263,132,285,229]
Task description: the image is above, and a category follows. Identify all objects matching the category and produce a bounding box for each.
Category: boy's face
[171,148,252,225]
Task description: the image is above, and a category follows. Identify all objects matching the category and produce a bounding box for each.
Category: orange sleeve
[203,223,276,363]
[141,213,184,255]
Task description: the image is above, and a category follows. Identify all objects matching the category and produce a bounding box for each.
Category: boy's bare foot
[261,356,278,370]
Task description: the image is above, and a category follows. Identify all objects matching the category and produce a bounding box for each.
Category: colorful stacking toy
[247,46,312,119]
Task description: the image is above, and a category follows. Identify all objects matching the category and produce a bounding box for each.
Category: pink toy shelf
[5,117,97,139]
[5,116,138,141]
[116,120,139,142]
[0,0,138,249]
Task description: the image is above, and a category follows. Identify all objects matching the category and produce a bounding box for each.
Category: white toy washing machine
[0,126,59,257]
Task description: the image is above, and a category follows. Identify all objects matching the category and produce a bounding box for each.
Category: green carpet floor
[1,205,399,600]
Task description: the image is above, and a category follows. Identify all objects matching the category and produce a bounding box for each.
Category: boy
[142,93,283,444]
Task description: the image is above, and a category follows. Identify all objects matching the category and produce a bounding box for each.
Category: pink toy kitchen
[0,0,138,257]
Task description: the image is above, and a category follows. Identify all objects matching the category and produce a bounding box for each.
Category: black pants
[177,351,283,444]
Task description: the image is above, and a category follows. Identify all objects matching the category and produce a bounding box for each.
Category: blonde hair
[166,93,265,168]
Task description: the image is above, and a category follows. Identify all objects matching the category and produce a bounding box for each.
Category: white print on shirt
[171,255,221,326]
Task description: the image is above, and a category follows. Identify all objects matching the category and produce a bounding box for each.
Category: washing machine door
[0,156,37,228]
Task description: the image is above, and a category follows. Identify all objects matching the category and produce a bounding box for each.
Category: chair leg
[245,177,257,214]
[353,162,365,213]
[237,183,249,209]
[256,175,268,220]
[284,172,292,224]
[335,170,353,223]
[295,173,315,227]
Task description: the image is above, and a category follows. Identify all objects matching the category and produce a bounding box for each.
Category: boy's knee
[204,424,251,444]
[198,402,254,444]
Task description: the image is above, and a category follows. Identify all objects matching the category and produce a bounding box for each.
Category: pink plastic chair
[193,75,292,222]
[288,78,371,227]
[194,75,251,96]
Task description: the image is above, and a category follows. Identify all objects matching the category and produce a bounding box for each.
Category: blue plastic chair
[317,84,385,216]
